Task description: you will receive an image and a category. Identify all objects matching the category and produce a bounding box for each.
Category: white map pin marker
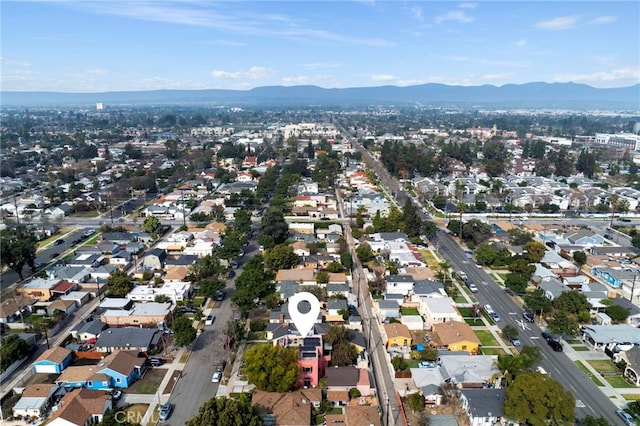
[288,292,320,337]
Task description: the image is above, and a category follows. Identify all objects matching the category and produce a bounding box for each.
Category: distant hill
[2,82,639,110]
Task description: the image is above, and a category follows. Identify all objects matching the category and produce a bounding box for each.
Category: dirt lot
[162,370,182,394]
[403,398,469,426]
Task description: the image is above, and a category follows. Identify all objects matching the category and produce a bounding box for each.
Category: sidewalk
[561,338,640,408]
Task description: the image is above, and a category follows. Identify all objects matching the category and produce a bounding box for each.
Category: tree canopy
[243,344,300,392]
[264,244,299,271]
[504,372,575,426]
[259,208,289,248]
[142,216,161,233]
[172,315,197,347]
[0,335,29,372]
[0,225,37,280]
[106,270,134,297]
[185,395,262,426]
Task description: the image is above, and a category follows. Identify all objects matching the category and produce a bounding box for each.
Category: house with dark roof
[94,327,162,353]
[325,366,360,391]
[459,388,507,426]
[615,346,640,386]
[72,320,108,342]
[142,248,167,270]
[101,232,137,245]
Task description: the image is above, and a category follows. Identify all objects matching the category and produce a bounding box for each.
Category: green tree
[524,289,552,315]
[99,409,139,426]
[324,325,350,345]
[553,291,591,315]
[407,392,425,413]
[580,416,610,426]
[502,325,519,340]
[325,261,343,273]
[154,295,170,303]
[173,315,197,347]
[0,225,37,280]
[606,304,630,323]
[523,241,546,263]
[259,209,289,248]
[402,198,423,238]
[243,345,300,392]
[106,270,134,297]
[504,372,575,426]
[264,244,299,271]
[185,395,262,426]
[316,271,329,284]
[340,252,353,269]
[547,311,580,337]
[142,216,161,233]
[0,335,29,372]
[331,342,358,366]
[197,278,225,297]
[475,243,497,266]
[573,251,587,267]
[356,242,373,262]
[505,273,529,294]
[508,258,535,277]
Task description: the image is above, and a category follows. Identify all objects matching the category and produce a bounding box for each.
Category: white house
[127,281,191,303]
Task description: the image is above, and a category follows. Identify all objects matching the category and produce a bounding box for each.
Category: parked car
[227,270,235,279]
[149,358,164,367]
[522,311,535,323]
[509,336,521,346]
[536,366,549,376]
[83,229,95,238]
[548,340,563,352]
[205,315,215,325]
[49,252,60,259]
[616,409,637,426]
[54,239,65,245]
[212,372,222,383]
[541,331,553,342]
[158,403,173,421]
[216,290,225,301]
[467,282,478,293]
[418,361,435,368]
[111,390,122,401]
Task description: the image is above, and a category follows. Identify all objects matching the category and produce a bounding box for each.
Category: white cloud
[0,57,31,67]
[482,72,516,82]
[303,63,342,71]
[371,74,395,82]
[515,39,527,47]
[211,66,276,80]
[459,3,478,9]
[587,16,616,25]
[552,67,640,85]
[535,16,579,30]
[85,69,107,75]
[434,11,475,24]
[282,76,311,85]
[411,6,424,22]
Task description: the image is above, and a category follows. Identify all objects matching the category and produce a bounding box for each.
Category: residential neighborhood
[1,105,640,426]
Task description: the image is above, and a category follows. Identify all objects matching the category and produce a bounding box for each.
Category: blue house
[33,347,73,374]
[56,350,145,390]
[592,266,636,289]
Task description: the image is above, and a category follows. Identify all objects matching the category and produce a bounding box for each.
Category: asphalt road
[434,223,623,424]
[164,298,235,426]
[163,216,260,425]
[0,228,90,291]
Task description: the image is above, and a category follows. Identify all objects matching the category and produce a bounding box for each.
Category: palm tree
[609,193,619,228]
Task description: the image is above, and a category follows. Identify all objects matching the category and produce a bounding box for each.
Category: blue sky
[2,1,638,92]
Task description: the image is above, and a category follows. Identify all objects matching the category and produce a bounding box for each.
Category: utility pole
[13,194,20,225]
[179,188,187,229]
[629,276,637,302]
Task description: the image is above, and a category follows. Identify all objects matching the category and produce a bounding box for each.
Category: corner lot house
[432,321,480,353]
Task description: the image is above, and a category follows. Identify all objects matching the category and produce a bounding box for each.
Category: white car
[205,315,214,325]
[536,366,548,375]
[212,372,222,383]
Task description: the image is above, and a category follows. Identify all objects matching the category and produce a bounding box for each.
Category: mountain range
[2,82,639,110]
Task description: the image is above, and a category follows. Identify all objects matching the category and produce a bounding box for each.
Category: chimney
[279,313,285,324]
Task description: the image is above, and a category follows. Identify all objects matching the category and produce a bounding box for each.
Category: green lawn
[82,233,101,246]
[605,376,636,388]
[622,394,640,401]
[475,330,499,346]
[126,369,166,394]
[400,307,420,316]
[454,296,468,303]
[575,361,605,387]
[572,346,590,351]
[587,360,619,372]
[464,318,485,326]
[458,307,473,317]
[479,347,507,356]
[69,211,99,218]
